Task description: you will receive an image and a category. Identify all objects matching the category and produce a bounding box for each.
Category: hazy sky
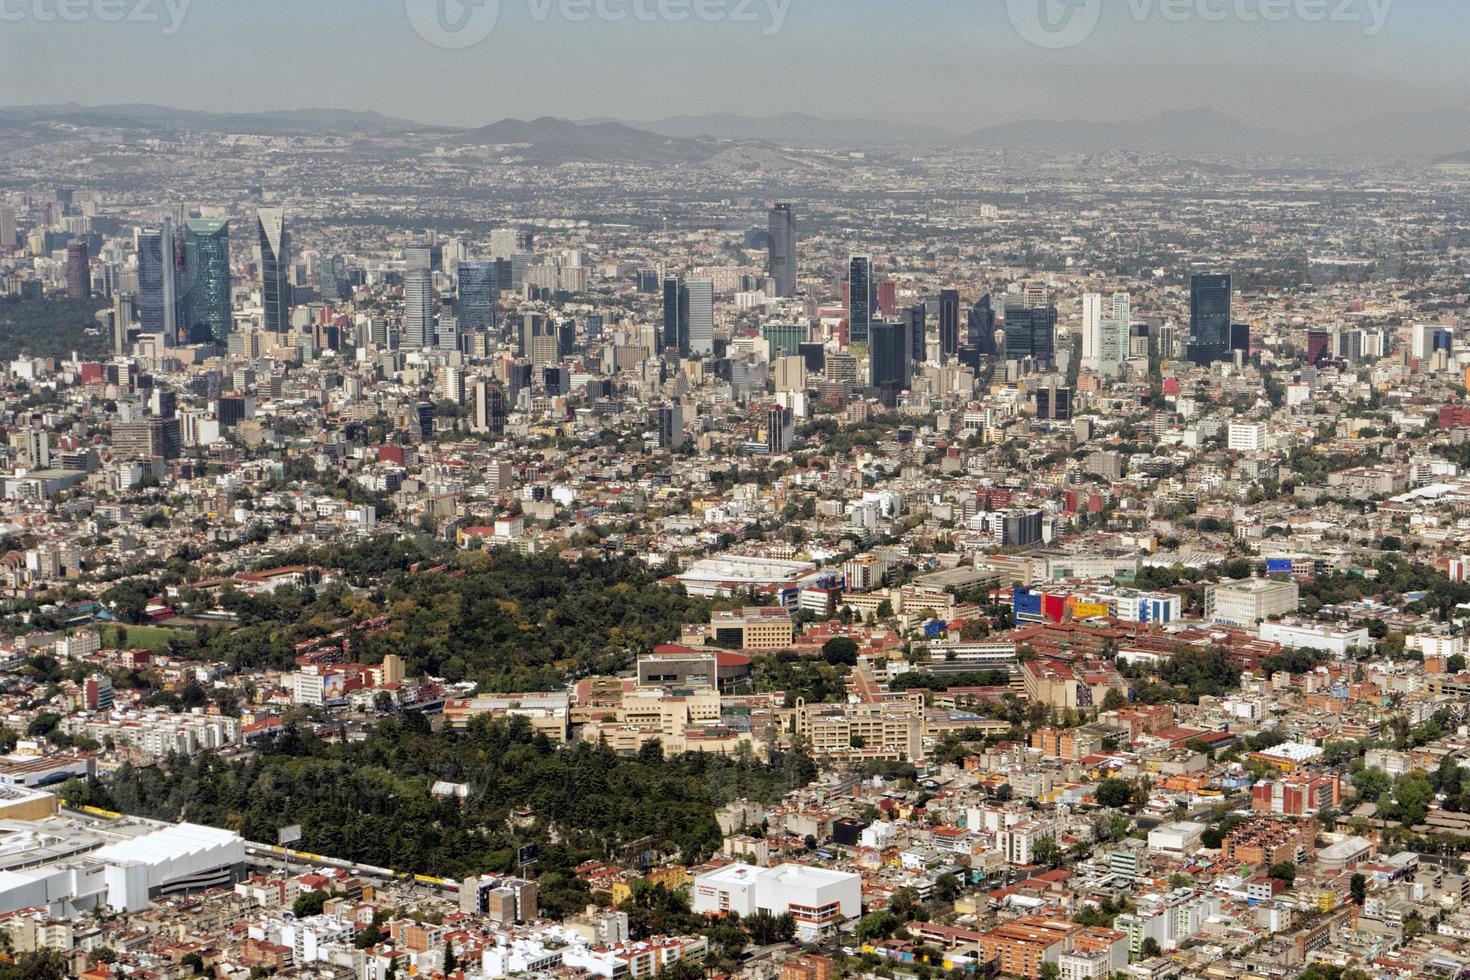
[0,0,1465,132]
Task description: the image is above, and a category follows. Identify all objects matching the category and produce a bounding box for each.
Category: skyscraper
[1187,273,1232,366]
[1003,301,1057,367]
[768,204,796,297]
[522,313,559,369]
[968,295,996,354]
[402,267,433,349]
[66,241,90,299]
[939,289,961,358]
[112,293,135,355]
[0,207,15,250]
[656,404,685,450]
[1082,291,1130,376]
[662,276,687,355]
[763,323,807,359]
[457,261,498,330]
[907,305,927,364]
[184,219,231,344]
[256,208,291,333]
[869,320,911,390]
[848,255,872,347]
[685,278,714,356]
[138,219,183,341]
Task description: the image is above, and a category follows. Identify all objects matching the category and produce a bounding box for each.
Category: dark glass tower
[457,261,498,331]
[1187,273,1232,365]
[66,241,90,299]
[939,288,961,357]
[662,276,688,355]
[907,304,927,364]
[969,294,996,354]
[184,219,231,344]
[1003,302,1057,367]
[768,204,796,297]
[138,219,183,340]
[257,208,291,333]
[869,320,911,390]
[848,255,872,346]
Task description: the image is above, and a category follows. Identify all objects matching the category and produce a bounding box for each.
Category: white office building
[691,863,860,940]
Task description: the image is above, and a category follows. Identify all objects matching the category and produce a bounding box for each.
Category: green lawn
[100,623,191,653]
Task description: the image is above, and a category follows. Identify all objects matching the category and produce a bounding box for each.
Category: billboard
[1266,559,1294,575]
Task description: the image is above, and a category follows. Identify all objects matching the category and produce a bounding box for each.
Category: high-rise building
[402,267,433,350]
[1082,291,1130,376]
[869,320,911,390]
[662,276,688,355]
[522,313,559,369]
[1187,273,1232,365]
[848,255,872,347]
[765,406,794,455]
[768,204,797,297]
[656,404,684,450]
[457,261,498,331]
[1305,330,1331,365]
[1035,386,1073,421]
[938,289,961,358]
[112,293,135,355]
[0,207,15,250]
[66,240,90,299]
[256,208,291,333]
[404,242,435,271]
[473,379,507,435]
[1002,302,1058,367]
[183,219,231,344]
[138,219,183,341]
[877,279,898,318]
[907,305,927,364]
[799,342,825,374]
[969,295,997,354]
[685,278,714,356]
[436,314,460,353]
[763,323,807,359]
[489,227,533,260]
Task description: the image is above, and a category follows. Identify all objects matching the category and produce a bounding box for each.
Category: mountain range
[3,102,1468,162]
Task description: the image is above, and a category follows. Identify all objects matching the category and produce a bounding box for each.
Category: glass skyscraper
[869,320,911,390]
[1188,273,1232,365]
[848,255,872,347]
[662,276,687,355]
[256,208,291,333]
[907,305,927,364]
[1003,302,1058,367]
[939,288,961,357]
[763,323,807,359]
[138,219,183,341]
[768,203,796,297]
[684,278,714,356]
[184,219,231,344]
[402,267,433,350]
[457,261,498,330]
